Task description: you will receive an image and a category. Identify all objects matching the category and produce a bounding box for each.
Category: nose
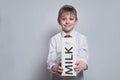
[66,19,70,24]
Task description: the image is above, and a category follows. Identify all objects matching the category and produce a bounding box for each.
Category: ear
[75,19,78,25]
[57,19,61,25]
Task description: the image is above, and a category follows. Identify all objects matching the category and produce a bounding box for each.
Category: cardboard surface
[61,38,77,76]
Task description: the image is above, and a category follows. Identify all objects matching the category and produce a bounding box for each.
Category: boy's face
[59,12,78,33]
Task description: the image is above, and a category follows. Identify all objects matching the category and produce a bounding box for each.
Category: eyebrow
[61,14,75,17]
[61,16,75,18]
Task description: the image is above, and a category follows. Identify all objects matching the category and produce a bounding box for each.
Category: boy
[47,5,88,80]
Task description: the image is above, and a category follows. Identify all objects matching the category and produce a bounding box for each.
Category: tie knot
[64,35,71,38]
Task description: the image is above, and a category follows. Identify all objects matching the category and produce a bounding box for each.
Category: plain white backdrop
[0,0,120,80]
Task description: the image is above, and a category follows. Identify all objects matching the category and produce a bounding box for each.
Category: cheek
[60,21,66,25]
[71,20,76,24]
[73,21,77,25]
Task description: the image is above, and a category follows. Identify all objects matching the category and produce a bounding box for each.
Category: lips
[64,25,72,27]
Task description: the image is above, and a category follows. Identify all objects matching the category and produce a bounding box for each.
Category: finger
[74,64,79,69]
[58,67,63,72]
[77,69,81,74]
[74,66,80,72]
[58,67,63,70]
[58,61,62,66]
[57,71,62,74]
[75,61,79,65]
[75,65,83,72]
[79,64,86,70]
[57,69,63,73]
[58,69,63,73]
[74,68,79,72]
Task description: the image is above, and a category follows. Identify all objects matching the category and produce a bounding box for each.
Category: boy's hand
[74,61,87,74]
[51,62,63,74]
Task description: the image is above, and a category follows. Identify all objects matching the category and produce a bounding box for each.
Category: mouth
[64,25,72,27]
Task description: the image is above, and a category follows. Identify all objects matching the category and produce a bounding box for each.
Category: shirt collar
[61,30,75,38]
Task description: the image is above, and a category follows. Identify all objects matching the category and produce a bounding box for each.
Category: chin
[64,29,72,33]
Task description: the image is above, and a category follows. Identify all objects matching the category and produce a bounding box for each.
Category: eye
[69,18,74,20]
[61,18,66,20]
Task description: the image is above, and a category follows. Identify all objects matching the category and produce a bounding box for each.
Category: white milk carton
[61,38,77,76]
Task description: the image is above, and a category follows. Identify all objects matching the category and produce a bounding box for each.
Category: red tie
[64,35,71,38]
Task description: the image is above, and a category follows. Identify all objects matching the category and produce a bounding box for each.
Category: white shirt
[47,30,88,80]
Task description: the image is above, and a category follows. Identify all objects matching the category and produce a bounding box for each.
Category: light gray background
[0,0,120,80]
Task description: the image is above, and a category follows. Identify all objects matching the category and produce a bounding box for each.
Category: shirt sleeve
[77,36,88,65]
[47,37,57,72]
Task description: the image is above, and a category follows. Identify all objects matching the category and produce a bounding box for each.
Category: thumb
[75,61,80,65]
[58,61,62,66]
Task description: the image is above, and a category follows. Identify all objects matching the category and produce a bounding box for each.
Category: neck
[63,30,74,35]
[64,31,71,35]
